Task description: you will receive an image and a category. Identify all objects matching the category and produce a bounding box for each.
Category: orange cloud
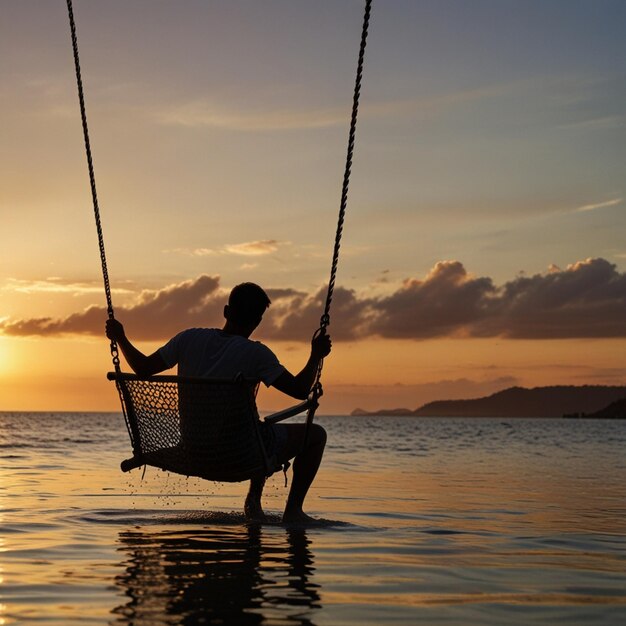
[476,257,626,338]
[2,258,626,342]
[224,240,280,256]
[370,257,626,339]
[1,275,223,341]
[370,261,495,339]
[166,240,283,258]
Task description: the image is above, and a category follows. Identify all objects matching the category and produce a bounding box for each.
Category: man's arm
[105,319,167,377]
[271,332,332,400]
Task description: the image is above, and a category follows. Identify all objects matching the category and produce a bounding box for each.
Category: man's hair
[227,282,271,325]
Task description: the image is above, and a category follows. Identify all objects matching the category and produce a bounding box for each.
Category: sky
[1,0,626,413]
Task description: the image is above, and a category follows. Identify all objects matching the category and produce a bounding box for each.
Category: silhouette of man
[106,282,331,524]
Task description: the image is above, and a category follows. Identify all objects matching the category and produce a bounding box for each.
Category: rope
[313,0,372,391]
[301,0,372,454]
[66,0,120,371]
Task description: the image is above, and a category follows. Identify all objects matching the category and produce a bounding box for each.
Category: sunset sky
[1,0,626,413]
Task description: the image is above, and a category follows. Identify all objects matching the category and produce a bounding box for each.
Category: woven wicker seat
[108,372,314,482]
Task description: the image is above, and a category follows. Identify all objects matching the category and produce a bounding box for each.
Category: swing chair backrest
[109,372,277,482]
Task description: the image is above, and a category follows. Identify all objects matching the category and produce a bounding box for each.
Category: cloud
[153,78,536,133]
[263,285,373,341]
[2,277,134,296]
[370,258,626,340]
[574,198,622,213]
[559,115,626,131]
[1,275,224,341]
[165,248,218,257]
[370,261,496,339]
[477,257,626,339]
[224,240,280,256]
[166,240,283,258]
[157,101,349,132]
[2,258,626,342]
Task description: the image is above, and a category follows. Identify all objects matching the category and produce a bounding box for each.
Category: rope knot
[311,382,323,400]
[319,313,330,329]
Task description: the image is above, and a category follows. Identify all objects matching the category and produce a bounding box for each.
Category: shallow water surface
[1,413,625,625]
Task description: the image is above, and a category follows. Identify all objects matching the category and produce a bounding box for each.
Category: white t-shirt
[158,328,285,387]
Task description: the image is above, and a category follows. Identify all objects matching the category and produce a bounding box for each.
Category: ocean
[1,412,625,625]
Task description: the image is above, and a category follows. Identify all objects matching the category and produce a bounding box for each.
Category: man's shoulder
[182,327,215,332]
[251,339,274,352]
[227,335,270,353]
[164,327,218,348]
[177,327,218,339]
[248,339,280,363]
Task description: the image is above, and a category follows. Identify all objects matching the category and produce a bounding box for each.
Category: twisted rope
[313,0,372,391]
[300,0,372,456]
[66,0,120,371]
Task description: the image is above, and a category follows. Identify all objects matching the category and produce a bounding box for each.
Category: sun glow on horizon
[0,338,15,376]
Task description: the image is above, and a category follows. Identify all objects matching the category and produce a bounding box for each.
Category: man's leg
[278,423,327,523]
[244,474,267,522]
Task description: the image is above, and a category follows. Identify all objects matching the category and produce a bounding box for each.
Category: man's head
[224,282,271,333]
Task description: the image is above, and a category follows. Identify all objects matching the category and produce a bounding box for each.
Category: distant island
[351,385,626,418]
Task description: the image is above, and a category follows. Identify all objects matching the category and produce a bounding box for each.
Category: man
[105,282,331,524]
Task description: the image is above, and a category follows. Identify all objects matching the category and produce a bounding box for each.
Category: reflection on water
[2,413,626,625]
[113,524,320,626]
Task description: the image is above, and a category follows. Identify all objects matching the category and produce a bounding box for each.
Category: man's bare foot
[282,509,320,525]
[244,498,268,523]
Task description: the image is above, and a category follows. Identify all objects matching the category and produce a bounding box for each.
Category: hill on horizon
[351,385,626,418]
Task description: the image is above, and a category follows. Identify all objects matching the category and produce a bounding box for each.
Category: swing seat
[108,372,315,482]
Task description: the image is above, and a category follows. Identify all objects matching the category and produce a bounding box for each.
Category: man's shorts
[259,421,289,463]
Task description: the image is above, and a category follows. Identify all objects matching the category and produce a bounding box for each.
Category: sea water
[1,412,625,625]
